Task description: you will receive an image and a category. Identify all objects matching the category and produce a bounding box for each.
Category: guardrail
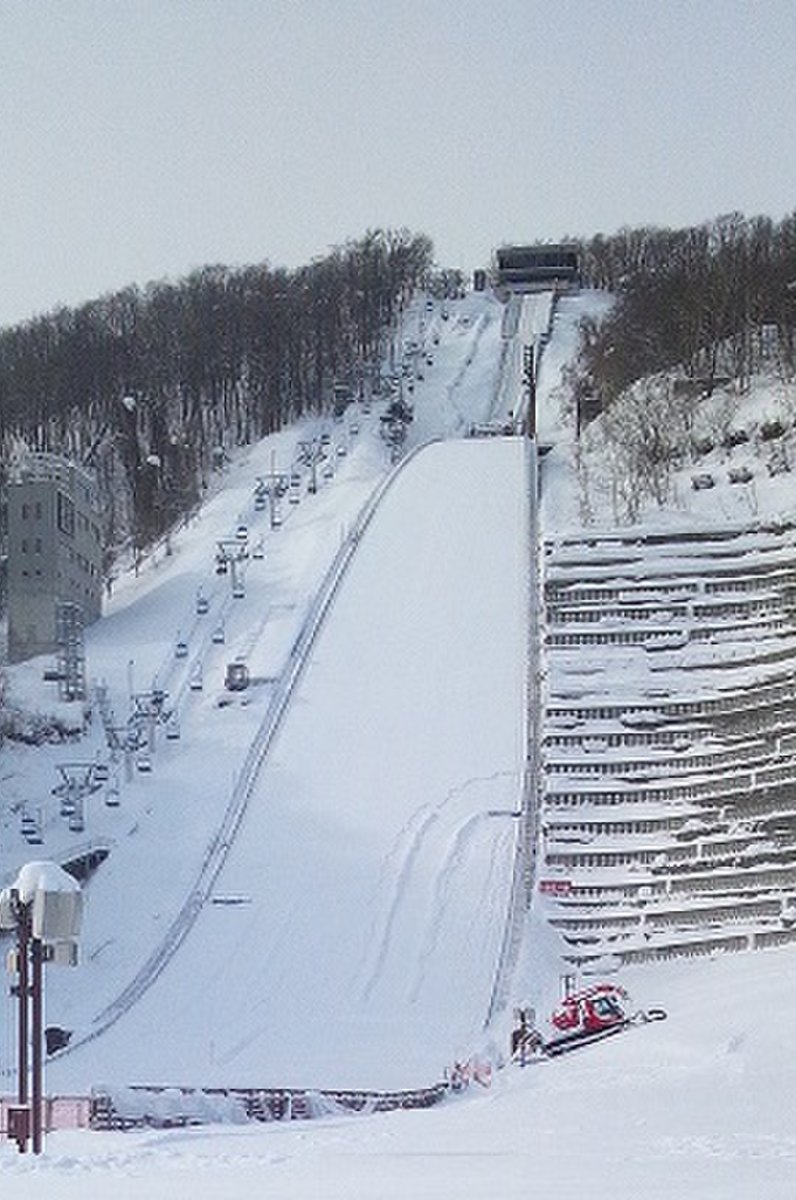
[484,438,540,1025]
[89,1080,448,1131]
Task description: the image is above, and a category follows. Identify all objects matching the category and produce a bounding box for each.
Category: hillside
[2,284,796,1197]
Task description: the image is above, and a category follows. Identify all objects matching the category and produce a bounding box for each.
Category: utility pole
[15,894,30,1148]
[1,865,83,1155]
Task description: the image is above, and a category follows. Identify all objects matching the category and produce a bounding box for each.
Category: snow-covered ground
[3,287,796,1196]
[5,946,796,1199]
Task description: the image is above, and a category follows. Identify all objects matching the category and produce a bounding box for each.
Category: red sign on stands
[539,879,573,896]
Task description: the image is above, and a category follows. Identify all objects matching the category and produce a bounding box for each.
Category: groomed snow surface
[6,950,796,1199]
[2,290,796,1196]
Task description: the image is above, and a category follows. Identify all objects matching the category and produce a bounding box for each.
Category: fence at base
[89,1081,448,1131]
[0,1095,91,1140]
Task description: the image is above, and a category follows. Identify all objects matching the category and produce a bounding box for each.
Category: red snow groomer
[544,982,665,1056]
[511,983,666,1064]
[545,983,631,1055]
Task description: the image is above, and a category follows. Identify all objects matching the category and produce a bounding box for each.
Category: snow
[10,861,81,903]
[2,288,796,1195]
[5,948,796,1199]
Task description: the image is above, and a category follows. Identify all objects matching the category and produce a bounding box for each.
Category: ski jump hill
[39,332,534,1092]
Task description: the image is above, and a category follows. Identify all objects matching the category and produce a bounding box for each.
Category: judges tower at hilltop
[495,244,580,292]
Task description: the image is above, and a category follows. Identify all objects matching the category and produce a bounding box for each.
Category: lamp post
[0,861,82,1154]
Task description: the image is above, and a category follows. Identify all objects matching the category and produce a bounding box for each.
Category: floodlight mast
[1,863,82,1155]
[13,890,31,1147]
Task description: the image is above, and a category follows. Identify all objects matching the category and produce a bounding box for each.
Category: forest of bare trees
[571,211,796,428]
[0,228,433,566]
[562,212,796,524]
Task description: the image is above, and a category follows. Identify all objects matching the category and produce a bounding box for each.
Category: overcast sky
[1,0,795,328]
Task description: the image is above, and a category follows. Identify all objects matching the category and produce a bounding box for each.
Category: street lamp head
[12,861,83,942]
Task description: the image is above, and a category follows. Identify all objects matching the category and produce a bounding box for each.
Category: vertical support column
[523,438,542,909]
[31,937,44,1155]
[16,898,30,1153]
[522,344,536,438]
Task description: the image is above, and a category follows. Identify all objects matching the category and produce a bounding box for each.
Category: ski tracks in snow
[444,311,494,433]
[359,770,519,1008]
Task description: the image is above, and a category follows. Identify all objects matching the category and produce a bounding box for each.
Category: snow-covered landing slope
[49,436,531,1092]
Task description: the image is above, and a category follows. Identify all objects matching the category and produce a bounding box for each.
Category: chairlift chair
[225,661,250,691]
[21,813,41,843]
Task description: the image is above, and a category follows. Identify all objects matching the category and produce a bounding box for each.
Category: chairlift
[254,491,267,511]
[60,796,76,817]
[233,581,245,599]
[24,812,44,845]
[175,638,188,658]
[189,669,203,691]
[94,762,110,783]
[196,591,209,615]
[212,624,226,644]
[166,717,181,741]
[252,541,265,560]
[137,755,152,773]
[236,524,248,541]
[216,554,229,575]
[105,785,121,808]
[21,812,39,840]
[68,810,85,833]
[225,661,250,691]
